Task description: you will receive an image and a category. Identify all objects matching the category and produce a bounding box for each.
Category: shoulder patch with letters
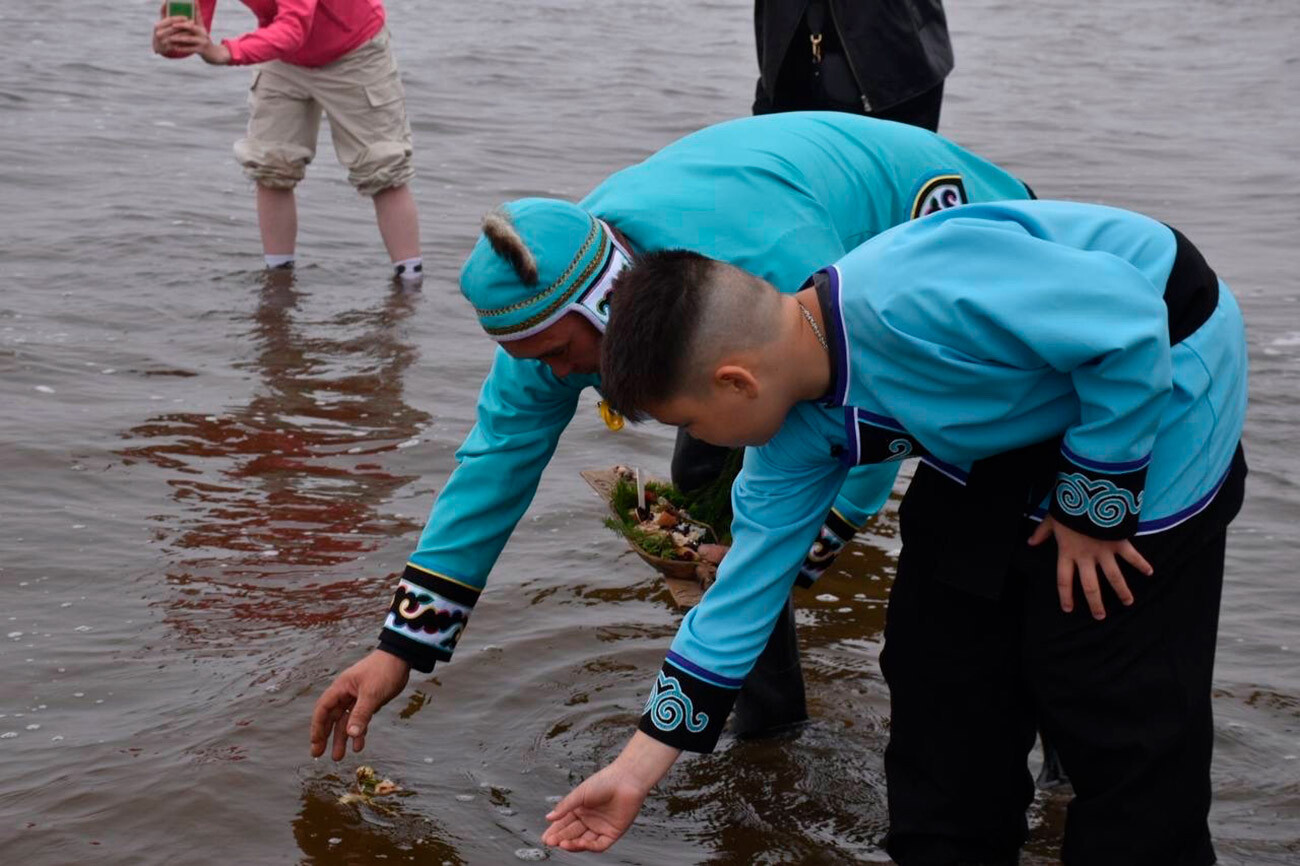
[911,174,968,219]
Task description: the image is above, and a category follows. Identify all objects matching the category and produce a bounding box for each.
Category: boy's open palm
[1028,516,1153,619]
[541,765,650,852]
[309,650,410,760]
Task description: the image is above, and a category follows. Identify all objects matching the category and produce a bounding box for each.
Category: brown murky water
[2,1,1297,863]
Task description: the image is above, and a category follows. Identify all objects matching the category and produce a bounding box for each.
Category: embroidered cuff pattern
[796,508,859,588]
[637,656,738,753]
[1049,447,1149,540]
[376,565,479,673]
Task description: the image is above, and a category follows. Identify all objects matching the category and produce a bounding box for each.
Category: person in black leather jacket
[752,0,953,131]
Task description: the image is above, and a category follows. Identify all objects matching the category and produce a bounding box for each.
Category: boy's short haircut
[601,249,714,421]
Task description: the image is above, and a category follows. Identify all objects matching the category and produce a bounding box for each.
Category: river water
[1,0,1297,863]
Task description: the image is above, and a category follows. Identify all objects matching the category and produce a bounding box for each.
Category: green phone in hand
[166,1,196,20]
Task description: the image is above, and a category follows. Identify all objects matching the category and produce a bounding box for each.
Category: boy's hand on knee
[309,649,410,760]
[1028,516,1153,620]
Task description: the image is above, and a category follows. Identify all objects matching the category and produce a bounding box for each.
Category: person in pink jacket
[152,0,424,283]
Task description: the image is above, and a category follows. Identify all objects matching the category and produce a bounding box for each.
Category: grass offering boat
[581,464,734,608]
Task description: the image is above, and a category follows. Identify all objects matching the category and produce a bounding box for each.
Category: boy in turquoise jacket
[547,200,1247,866]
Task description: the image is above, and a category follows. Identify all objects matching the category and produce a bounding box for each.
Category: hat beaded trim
[483,228,612,337]
[473,217,603,318]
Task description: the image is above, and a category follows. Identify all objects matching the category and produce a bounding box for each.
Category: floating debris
[337,765,404,810]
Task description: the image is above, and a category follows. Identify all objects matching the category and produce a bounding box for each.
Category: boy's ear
[714,364,759,399]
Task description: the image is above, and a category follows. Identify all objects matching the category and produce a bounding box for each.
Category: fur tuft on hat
[461,198,611,341]
[481,209,539,287]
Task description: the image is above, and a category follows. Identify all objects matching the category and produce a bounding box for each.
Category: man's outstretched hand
[310,649,410,760]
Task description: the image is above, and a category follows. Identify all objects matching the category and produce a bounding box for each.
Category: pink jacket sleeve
[220,0,319,66]
[198,0,216,32]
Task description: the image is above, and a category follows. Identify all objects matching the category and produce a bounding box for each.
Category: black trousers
[881,450,1245,866]
[754,67,945,134]
[672,428,809,737]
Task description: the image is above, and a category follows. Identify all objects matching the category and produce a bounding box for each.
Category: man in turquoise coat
[308,111,1035,758]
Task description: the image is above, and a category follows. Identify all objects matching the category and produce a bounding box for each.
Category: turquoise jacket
[639,201,1248,753]
[379,113,1034,672]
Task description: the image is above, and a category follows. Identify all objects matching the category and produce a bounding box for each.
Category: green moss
[602,458,743,557]
[609,477,687,517]
[603,516,680,558]
[677,449,742,543]
[607,453,743,543]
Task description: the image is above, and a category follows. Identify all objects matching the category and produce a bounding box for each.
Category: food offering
[581,465,730,607]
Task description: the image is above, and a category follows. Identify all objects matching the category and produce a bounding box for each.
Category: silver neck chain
[797,300,829,352]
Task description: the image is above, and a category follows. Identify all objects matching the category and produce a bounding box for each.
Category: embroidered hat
[459,198,630,342]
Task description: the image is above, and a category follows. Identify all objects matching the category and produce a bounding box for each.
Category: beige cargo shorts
[233,27,414,197]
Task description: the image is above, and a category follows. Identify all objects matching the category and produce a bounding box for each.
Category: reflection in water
[118,273,431,648]
[647,519,898,865]
[294,774,465,865]
[668,733,887,866]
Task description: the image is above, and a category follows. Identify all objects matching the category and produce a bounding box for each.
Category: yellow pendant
[598,400,625,432]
